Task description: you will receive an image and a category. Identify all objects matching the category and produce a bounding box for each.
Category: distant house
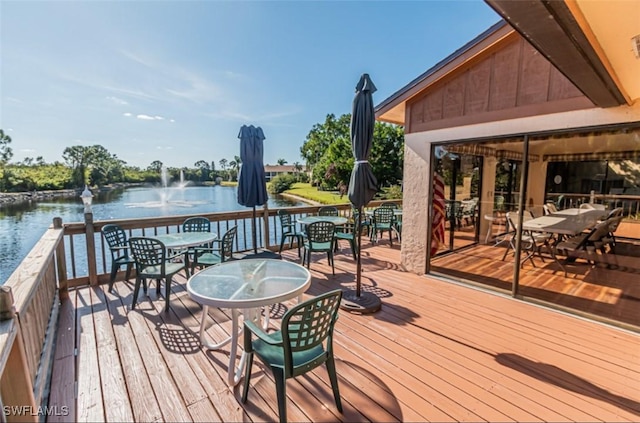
[264,165,296,182]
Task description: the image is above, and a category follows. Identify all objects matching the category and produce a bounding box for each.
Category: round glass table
[296,215,348,226]
[187,259,311,385]
[151,232,217,277]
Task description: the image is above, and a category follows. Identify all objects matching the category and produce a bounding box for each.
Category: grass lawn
[284,183,350,205]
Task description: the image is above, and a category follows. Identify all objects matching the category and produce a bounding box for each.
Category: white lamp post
[80,185,93,214]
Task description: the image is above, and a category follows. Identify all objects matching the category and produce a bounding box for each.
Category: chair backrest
[129,237,167,269]
[505,212,516,232]
[318,206,339,216]
[281,289,342,374]
[373,207,394,225]
[102,224,128,251]
[380,202,399,209]
[306,221,335,244]
[277,209,294,231]
[523,209,535,221]
[220,226,238,260]
[606,215,624,234]
[606,207,624,219]
[182,217,211,233]
[543,202,558,215]
[586,220,612,243]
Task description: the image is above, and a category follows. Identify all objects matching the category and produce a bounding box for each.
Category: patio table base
[340,289,381,314]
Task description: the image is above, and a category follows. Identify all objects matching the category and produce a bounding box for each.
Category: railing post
[262,204,271,249]
[84,212,98,286]
[53,217,68,299]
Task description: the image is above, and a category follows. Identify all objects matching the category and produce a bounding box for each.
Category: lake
[0,185,304,284]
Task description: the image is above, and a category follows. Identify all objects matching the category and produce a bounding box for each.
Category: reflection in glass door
[434,149,482,252]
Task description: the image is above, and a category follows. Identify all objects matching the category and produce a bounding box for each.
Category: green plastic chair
[277,209,304,257]
[191,226,237,272]
[333,218,360,259]
[182,216,213,264]
[318,206,339,216]
[302,221,336,274]
[128,237,186,312]
[102,224,135,292]
[241,289,343,423]
[371,207,395,246]
[182,216,211,233]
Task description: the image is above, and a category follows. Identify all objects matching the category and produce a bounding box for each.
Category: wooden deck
[47,241,640,422]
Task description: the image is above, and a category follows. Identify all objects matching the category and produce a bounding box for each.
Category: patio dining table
[522,208,606,237]
[521,208,607,270]
[150,232,218,277]
[187,259,311,386]
[296,215,349,226]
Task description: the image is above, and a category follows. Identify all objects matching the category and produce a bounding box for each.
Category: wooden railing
[0,219,66,422]
[545,193,640,218]
[61,201,397,287]
[0,200,399,417]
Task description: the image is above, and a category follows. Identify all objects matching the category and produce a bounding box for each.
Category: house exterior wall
[402,102,640,274]
[406,36,594,135]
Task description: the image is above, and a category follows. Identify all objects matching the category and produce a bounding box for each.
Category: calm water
[0,185,303,284]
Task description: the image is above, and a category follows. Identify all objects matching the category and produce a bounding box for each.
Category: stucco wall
[401,134,432,274]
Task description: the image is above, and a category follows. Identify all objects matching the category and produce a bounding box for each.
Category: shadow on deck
[47,241,640,422]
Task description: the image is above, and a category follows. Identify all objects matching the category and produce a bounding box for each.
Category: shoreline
[0,183,137,206]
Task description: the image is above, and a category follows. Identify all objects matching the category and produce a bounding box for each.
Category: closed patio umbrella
[341,74,381,313]
[238,125,268,254]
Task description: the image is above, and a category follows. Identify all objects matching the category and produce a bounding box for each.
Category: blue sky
[1,1,499,169]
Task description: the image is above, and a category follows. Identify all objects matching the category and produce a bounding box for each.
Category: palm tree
[277,158,288,165]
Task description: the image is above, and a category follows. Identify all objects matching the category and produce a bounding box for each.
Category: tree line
[0,114,404,193]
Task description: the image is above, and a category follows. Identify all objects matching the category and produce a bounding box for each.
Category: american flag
[431,173,446,256]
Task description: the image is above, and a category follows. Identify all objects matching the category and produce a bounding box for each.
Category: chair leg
[272,367,287,423]
[125,263,133,282]
[241,352,254,403]
[279,236,286,254]
[108,263,118,292]
[131,276,142,309]
[326,356,343,412]
[388,228,393,246]
[164,277,171,312]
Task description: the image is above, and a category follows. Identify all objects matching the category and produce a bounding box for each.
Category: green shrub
[379,184,403,200]
[269,173,297,194]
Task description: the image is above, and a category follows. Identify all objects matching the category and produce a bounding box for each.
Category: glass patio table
[186,258,311,386]
[296,215,349,226]
[150,232,217,277]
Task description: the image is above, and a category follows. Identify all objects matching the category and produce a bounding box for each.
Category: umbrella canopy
[237,125,268,208]
[342,74,381,313]
[348,74,378,208]
[238,125,268,254]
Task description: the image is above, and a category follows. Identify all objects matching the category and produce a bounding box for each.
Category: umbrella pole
[356,206,363,297]
[339,205,381,313]
[252,206,258,254]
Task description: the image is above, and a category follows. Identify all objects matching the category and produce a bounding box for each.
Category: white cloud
[156,146,173,150]
[123,112,132,117]
[106,96,128,105]
[20,148,36,153]
[137,114,162,120]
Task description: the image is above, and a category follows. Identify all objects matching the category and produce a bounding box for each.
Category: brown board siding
[406,36,595,134]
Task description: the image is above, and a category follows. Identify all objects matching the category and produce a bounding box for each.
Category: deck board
[48,242,640,422]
